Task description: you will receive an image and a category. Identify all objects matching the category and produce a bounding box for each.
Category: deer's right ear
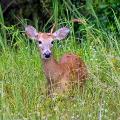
[25,25,38,39]
[53,27,70,40]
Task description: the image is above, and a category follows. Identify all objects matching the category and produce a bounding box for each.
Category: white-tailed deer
[25,25,87,95]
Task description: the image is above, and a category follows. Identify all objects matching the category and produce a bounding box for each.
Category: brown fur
[43,53,87,95]
[37,33,54,41]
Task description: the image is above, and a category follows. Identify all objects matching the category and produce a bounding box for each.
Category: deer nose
[44,51,51,58]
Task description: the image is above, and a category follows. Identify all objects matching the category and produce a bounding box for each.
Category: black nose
[44,52,51,58]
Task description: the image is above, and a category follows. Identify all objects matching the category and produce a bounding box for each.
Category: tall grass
[1,1,120,120]
[0,5,7,51]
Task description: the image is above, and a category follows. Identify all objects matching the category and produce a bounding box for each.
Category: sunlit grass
[1,21,120,119]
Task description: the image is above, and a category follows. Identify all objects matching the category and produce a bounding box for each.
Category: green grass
[1,1,120,120]
[0,22,120,120]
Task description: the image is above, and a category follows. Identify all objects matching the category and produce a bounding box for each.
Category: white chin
[44,57,50,59]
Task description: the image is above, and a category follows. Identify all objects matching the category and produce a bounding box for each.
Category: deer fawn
[25,25,87,95]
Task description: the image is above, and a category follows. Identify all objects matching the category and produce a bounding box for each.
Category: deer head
[25,25,70,59]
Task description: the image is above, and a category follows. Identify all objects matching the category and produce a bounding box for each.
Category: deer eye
[51,41,54,44]
[38,41,42,44]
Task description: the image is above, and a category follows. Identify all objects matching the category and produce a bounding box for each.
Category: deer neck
[42,56,62,81]
[42,56,58,70]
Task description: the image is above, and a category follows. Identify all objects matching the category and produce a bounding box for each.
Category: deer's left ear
[53,27,70,40]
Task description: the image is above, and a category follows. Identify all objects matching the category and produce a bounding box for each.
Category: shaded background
[1,0,120,27]
[0,0,120,47]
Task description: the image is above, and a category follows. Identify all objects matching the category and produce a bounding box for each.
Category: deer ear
[25,25,38,39]
[53,27,70,40]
